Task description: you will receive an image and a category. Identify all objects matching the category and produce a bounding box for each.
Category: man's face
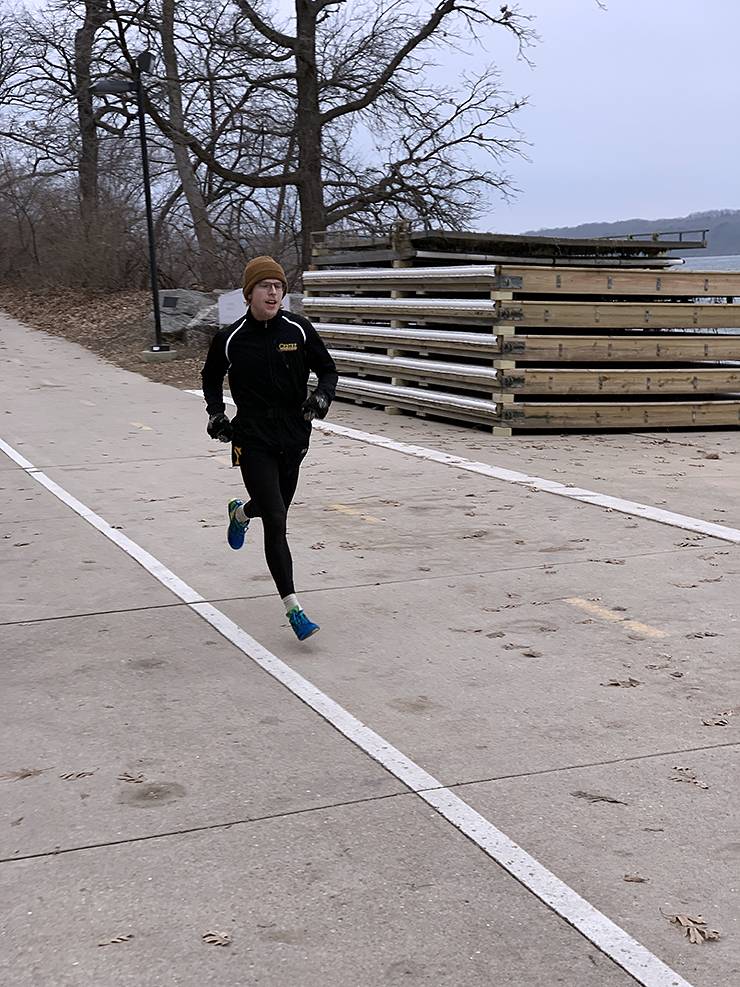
[249,279,284,320]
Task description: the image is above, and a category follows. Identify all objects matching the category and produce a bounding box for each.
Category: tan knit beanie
[242,255,288,301]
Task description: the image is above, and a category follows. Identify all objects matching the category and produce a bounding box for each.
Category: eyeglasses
[256,280,284,293]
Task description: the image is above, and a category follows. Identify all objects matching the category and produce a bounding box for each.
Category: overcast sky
[476,0,740,232]
[267,0,739,233]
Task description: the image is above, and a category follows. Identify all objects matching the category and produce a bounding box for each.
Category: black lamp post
[90,51,168,352]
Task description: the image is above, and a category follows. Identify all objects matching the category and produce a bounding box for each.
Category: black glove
[302,391,330,421]
[206,413,232,442]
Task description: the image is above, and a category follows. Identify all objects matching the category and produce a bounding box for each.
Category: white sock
[235,504,250,525]
[282,593,300,614]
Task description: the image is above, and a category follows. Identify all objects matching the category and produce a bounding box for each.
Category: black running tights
[238,445,305,598]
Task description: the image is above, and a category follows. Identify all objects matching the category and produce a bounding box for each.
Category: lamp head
[89,78,136,95]
[136,51,155,73]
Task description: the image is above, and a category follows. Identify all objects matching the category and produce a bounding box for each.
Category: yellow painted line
[130,422,153,431]
[566,597,668,639]
[328,503,382,524]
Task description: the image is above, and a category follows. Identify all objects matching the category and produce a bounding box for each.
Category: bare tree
[74,0,110,228]
[0,0,536,285]
[158,0,220,285]
[141,0,534,265]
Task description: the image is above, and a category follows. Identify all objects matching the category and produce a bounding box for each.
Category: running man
[201,256,338,640]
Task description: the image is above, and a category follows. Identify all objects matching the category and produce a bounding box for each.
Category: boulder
[184,301,220,338]
[158,289,218,340]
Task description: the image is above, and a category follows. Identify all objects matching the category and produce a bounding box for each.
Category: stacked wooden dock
[303,228,740,433]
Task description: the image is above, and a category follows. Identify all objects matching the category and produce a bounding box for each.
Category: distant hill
[526,209,740,256]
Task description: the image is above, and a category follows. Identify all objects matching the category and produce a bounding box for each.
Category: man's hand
[207,413,232,442]
[302,391,329,421]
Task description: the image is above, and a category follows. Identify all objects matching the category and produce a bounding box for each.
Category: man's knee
[261,506,288,534]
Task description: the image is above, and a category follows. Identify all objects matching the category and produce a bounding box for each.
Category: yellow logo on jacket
[278,342,298,352]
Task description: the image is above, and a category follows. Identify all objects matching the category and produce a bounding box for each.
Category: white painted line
[320,421,740,545]
[0,437,203,605]
[186,389,740,545]
[1,432,693,987]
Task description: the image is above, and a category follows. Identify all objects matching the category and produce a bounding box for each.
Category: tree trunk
[294,0,325,268]
[161,0,220,288]
[73,0,108,232]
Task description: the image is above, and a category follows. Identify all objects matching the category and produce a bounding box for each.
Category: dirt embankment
[0,285,209,390]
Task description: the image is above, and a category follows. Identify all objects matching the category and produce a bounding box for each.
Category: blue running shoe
[227,498,248,550]
[288,607,320,641]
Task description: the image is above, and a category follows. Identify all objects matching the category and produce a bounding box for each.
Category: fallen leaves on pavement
[571,790,626,805]
[202,931,232,946]
[671,766,708,789]
[98,934,134,947]
[665,913,720,944]
[0,768,47,782]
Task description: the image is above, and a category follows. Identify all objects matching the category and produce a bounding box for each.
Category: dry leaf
[602,677,642,688]
[202,931,231,946]
[624,874,649,883]
[310,542,325,550]
[0,767,46,782]
[571,790,626,805]
[60,771,95,780]
[671,767,708,789]
[98,933,133,947]
[702,717,729,727]
[666,913,720,944]
[118,772,145,784]
[521,649,543,658]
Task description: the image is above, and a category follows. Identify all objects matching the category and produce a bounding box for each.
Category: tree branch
[230,0,296,50]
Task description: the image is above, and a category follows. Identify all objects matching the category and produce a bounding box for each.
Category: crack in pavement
[3,739,738,867]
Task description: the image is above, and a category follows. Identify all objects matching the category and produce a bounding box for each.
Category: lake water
[671,254,740,272]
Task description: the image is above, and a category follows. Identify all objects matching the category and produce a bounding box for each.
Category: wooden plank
[515,400,740,429]
[405,229,705,255]
[410,253,681,269]
[303,265,503,291]
[501,302,740,329]
[303,296,502,324]
[330,351,740,395]
[316,323,502,356]
[507,333,740,362]
[312,228,704,257]
[316,323,740,365]
[509,367,740,396]
[304,264,740,297]
[333,376,497,426]
[330,349,498,391]
[305,296,740,329]
[500,266,740,297]
[310,249,410,267]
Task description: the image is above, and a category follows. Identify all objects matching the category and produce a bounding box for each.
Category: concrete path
[1,314,738,987]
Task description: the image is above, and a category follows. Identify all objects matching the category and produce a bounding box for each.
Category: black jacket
[201,307,338,447]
